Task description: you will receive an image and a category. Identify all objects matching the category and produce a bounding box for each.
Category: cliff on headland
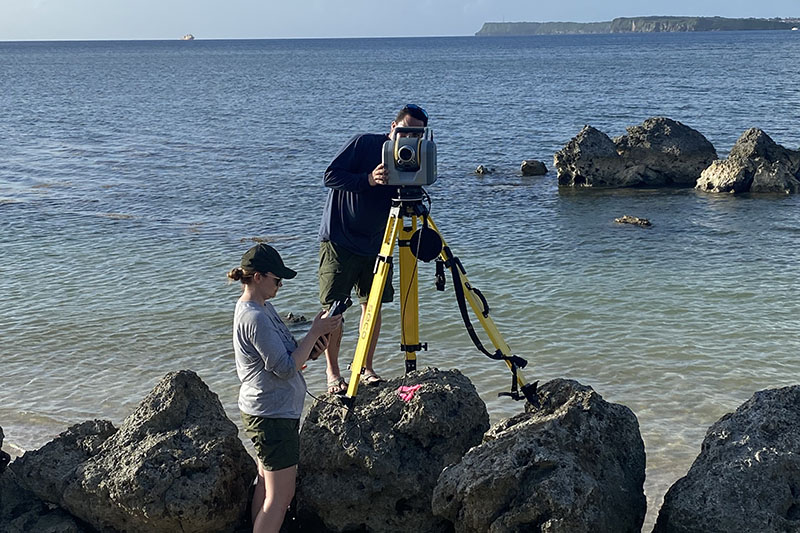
[476,16,798,36]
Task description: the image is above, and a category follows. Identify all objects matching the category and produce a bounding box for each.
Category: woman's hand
[309,334,329,360]
[294,311,342,369]
[310,309,342,338]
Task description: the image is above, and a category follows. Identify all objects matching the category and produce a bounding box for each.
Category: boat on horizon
[182,34,195,40]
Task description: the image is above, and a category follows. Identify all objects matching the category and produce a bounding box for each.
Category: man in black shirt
[318,104,429,394]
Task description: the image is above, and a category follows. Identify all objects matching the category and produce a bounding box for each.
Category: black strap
[443,246,528,400]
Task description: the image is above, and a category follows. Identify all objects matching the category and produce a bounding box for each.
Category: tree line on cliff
[476,16,798,36]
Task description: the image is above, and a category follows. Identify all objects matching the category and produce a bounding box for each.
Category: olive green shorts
[318,240,394,306]
[240,413,300,471]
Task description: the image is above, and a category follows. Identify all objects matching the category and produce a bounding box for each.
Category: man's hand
[368,163,389,186]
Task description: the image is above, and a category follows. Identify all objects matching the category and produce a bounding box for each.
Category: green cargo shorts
[240,413,300,471]
[319,240,394,306]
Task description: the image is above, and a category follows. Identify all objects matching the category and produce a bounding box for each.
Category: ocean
[2,31,799,529]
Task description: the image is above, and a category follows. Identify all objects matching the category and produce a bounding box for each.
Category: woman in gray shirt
[229,243,340,533]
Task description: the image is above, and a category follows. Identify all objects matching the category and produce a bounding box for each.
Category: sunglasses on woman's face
[263,273,282,285]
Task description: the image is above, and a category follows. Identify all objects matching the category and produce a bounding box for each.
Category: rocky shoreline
[3,369,800,532]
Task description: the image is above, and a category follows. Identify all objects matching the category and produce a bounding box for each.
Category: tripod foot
[521,382,540,408]
[341,395,355,411]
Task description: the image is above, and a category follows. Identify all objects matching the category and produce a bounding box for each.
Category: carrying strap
[441,246,529,400]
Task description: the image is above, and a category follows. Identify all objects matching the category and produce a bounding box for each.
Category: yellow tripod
[343,187,538,407]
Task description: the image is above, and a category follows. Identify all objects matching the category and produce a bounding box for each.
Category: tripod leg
[345,212,402,400]
[426,216,536,400]
[398,216,420,372]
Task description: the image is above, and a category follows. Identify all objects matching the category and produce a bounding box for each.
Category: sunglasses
[263,273,282,285]
[402,104,428,121]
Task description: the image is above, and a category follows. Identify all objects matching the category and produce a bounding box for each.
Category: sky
[0,0,798,41]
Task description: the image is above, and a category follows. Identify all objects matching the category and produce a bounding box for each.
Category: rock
[2,424,91,533]
[1,467,89,533]
[432,379,646,533]
[695,157,754,193]
[555,118,716,188]
[750,160,800,193]
[554,125,628,187]
[521,159,548,176]
[296,368,489,532]
[12,420,116,503]
[614,215,652,227]
[654,385,800,533]
[729,127,800,172]
[1,426,10,474]
[696,128,800,193]
[613,117,717,186]
[283,312,308,325]
[13,370,255,533]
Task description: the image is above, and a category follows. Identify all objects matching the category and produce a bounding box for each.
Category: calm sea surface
[2,32,800,529]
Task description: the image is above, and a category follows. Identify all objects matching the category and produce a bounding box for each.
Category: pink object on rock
[397,384,423,402]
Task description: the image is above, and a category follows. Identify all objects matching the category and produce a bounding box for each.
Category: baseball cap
[240,243,297,279]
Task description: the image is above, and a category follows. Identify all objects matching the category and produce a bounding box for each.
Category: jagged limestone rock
[13,371,255,533]
[432,379,646,533]
[613,117,717,186]
[297,368,489,532]
[556,118,716,188]
[696,128,800,193]
[654,385,800,533]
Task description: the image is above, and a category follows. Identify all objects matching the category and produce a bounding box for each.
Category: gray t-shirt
[233,300,307,419]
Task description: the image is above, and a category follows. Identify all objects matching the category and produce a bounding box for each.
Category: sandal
[361,370,386,386]
[327,377,348,395]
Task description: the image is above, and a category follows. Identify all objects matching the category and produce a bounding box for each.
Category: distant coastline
[476,16,800,36]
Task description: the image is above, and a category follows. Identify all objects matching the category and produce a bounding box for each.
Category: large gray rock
[555,118,716,188]
[696,128,800,193]
[13,370,255,533]
[653,385,800,533]
[554,125,629,187]
[613,117,717,186]
[432,379,646,533]
[296,367,489,532]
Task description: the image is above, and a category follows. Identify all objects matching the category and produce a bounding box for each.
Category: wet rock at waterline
[654,385,800,533]
[696,128,800,193]
[615,215,652,227]
[521,159,548,176]
[555,117,717,188]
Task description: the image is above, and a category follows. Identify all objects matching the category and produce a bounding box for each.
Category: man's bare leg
[324,324,344,391]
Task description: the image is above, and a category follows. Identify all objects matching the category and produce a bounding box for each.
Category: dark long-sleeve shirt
[318,133,396,256]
